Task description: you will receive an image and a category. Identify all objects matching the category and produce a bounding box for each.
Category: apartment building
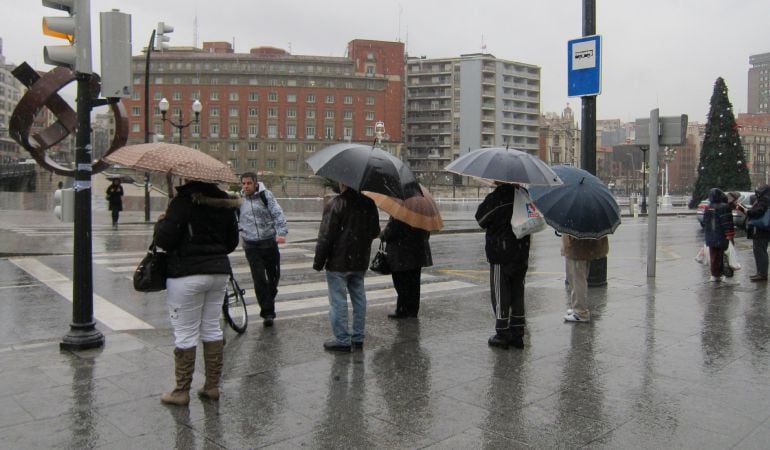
[0,38,24,163]
[539,104,580,166]
[126,39,405,182]
[405,53,540,182]
[748,52,770,114]
[736,113,770,186]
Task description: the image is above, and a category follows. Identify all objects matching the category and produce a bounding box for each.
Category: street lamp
[640,146,649,214]
[159,98,202,144]
[662,147,677,206]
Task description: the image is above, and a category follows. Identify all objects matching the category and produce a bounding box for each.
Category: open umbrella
[307,143,418,198]
[528,165,620,239]
[363,184,443,231]
[445,147,562,186]
[103,143,238,184]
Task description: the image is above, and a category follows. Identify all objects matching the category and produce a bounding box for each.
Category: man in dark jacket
[475,182,530,349]
[380,217,432,318]
[746,184,770,282]
[313,183,381,352]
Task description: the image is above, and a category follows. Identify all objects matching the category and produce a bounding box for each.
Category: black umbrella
[528,165,620,239]
[306,143,418,198]
[444,147,562,186]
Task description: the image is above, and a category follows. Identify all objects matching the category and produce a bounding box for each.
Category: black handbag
[369,241,391,275]
[133,243,168,292]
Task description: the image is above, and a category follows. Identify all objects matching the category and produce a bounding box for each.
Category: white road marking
[8,257,154,331]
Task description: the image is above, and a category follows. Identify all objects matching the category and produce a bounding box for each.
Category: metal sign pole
[646,108,660,278]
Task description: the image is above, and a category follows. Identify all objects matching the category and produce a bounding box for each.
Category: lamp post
[662,146,676,207]
[159,98,202,144]
[640,146,649,214]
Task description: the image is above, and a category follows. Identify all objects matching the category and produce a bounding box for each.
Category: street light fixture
[640,146,649,214]
[159,98,202,144]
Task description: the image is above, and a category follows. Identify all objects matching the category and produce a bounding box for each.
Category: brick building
[126,39,405,192]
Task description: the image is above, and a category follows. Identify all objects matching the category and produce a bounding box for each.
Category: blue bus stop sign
[567,35,602,97]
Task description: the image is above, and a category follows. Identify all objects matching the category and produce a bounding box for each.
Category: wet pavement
[0,199,769,448]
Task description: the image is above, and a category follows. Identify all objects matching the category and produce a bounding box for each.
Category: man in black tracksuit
[475,182,530,349]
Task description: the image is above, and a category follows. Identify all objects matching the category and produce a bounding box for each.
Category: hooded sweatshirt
[238,181,288,243]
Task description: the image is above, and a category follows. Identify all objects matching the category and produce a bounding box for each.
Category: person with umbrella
[313,182,381,352]
[238,172,288,327]
[105,178,124,227]
[561,235,609,323]
[475,182,531,350]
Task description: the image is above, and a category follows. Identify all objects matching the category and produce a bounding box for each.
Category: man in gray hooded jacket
[239,172,288,326]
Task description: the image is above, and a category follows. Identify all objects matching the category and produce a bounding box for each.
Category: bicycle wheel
[223,276,248,333]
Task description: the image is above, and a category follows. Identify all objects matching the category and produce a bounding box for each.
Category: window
[325,95,335,104]
[306,126,316,139]
[248,142,259,151]
[229,107,239,117]
[266,143,277,152]
[286,143,297,153]
[210,91,219,101]
[304,143,316,153]
[229,92,239,101]
[228,158,238,168]
[267,124,278,138]
[190,91,200,100]
[172,92,181,101]
[325,126,334,140]
[287,93,297,103]
[287,124,296,138]
[365,111,375,121]
[325,110,335,120]
[154,92,163,100]
[131,123,140,132]
[266,159,276,169]
[210,123,219,137]
[248,124,258,137]
[268,92,278,102]
[343,95,353,104]
[210,108,219,117]
[286,160,297,170]
[229,123,238,136]
[306,109,316,119]
[267,107,278,118]
[248,92,259,101]
[365,96,375,105]
[131,107,140,116]
[287,108,296,118]
[343,110,353,120]
[154,77,163,84]
[131,91,140,100]
[172,107,181,117]
[365,126,374,137]
[306,93,316,103]
[248,159,257,168]
[154,124,162,135]
[191,123,200,136]
[248,108,258,117]
[228,142,238,151]
[210,142,220,152]
[344,127,352,139]
[173,77,181,84]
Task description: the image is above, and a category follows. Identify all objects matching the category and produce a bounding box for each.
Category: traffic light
[54,187,74,222]
[155,22,173,51]
[99,9,132,97]
[42,0,92,73]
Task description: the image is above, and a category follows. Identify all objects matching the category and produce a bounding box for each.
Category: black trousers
[489,262,527,337]
[244,240,281,318]
[111,209,120,224]
[392,268,422,316]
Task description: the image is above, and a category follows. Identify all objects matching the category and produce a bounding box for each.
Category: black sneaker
[323,340,351,352]
[488,334,509,349]
[509,335,524,349]
[263,317,274,327]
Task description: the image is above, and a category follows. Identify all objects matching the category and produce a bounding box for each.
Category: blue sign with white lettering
[567,35,601,97]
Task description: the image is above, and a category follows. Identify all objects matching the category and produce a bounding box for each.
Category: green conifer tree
[689,77,751,208]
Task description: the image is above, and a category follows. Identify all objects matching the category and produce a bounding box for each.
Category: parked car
[696,191,754,228]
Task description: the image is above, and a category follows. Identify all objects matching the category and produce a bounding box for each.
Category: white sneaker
[709,276,723,282]
[564,312,590,323]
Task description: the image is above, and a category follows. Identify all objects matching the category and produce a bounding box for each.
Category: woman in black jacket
[153,181,240,405]
[381,217,432,318]
[105,178,123,227]
[746,184,770,282]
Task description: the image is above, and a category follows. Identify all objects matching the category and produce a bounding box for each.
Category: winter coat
[747,184,770,240]
[239,182,288,243]
[106,184,123,211]
[475,183,530,265]
[313,188,381,272]
[561,235,609,260]
[380,217,433,272]
[154,181,240,278]
[703,188,734,250]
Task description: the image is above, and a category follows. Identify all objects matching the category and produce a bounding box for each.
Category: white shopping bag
[694,244,709,265]
[511,187,547,238]
[725,241,741,270]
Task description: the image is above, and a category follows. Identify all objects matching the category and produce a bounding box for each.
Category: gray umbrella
[444,147,562,186]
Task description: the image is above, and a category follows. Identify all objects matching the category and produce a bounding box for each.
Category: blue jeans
[325,271,367,345]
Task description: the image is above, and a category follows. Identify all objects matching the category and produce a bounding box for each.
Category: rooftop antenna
[193,15,199,48]
[397,3,403,42]
[481,34,487,53]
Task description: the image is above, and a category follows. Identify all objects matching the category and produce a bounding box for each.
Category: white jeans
[565,258,590,318]
[165,274,228,349]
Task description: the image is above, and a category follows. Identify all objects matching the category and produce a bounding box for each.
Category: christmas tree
[689,77,751,208]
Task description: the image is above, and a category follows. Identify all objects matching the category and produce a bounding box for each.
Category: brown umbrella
[103,143,238,184]
[363,184,443,231]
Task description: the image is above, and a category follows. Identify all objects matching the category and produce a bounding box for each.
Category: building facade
[0,38,24,163]
[748,52,770,114]
[125,39,405,191]
[539,104,580,166]
[405,53,540,183]
[737,113,770,187]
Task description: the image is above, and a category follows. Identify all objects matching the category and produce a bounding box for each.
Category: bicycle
[222,270,248,333]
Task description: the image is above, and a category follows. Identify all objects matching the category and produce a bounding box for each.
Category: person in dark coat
[313,183,381,352]
[475,182,530,350]
[153,180,240,405]
[380,217,433,319]
[106,178,124,227]
[703,188,735,282]
[746,184,770,282]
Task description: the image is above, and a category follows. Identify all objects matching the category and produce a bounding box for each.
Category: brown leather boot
[160,347,196,406]
[197,340,224,400]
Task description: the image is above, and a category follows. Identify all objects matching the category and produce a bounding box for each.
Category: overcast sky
[3,0,769,124]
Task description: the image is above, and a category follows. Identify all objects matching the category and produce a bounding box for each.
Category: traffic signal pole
[60,72,104,351]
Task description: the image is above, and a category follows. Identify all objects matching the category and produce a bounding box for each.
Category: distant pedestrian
[475,182,530,349]
[238,172,288,327]
[746,184,769,282]
[703,188,735,282]
[154,180,240,405]
[106,178,124,227]
[561,235,609,323]
[380,217,432,319]
[313,182,380,352]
